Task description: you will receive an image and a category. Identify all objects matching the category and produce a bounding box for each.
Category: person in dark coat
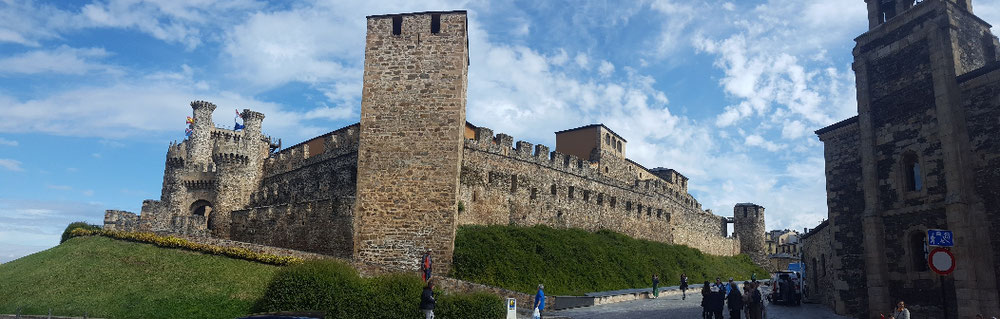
[680,273,689,300]
[709,285,725,319]
[727,284,744,319]
[701,281,712,319]
[747,282,764,319]
[420,280,436,319]
[652,274,660,298]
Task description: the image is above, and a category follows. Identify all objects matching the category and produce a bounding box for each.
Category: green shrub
[436,291,504,319]
[60,222,100,243]
[254,260,500,319]
[451,225,768,295]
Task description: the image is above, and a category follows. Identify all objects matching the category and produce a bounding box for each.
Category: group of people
[699,277,764,319]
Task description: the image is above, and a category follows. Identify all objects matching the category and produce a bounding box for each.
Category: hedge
[254,260,503,319]
[67,228,303,266]
[451,224,769,295]
[61,222,101,243]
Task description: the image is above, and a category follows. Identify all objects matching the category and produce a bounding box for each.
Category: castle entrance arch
[190,200,213,218]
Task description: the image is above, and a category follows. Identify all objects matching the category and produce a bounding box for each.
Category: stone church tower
[807,0,1000,317]
[353,11,470,272]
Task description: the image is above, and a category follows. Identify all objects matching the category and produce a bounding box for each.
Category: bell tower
[854,0,999,317]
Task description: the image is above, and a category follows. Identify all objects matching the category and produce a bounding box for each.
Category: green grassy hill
[0,236,278,319]
[451,225,768,296]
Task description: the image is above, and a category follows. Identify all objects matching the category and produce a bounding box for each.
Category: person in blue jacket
[534,284,545,318]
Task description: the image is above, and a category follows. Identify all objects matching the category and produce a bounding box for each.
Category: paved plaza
[547,289,850,319]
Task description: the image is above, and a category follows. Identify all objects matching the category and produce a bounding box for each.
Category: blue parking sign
[928,229,954,247]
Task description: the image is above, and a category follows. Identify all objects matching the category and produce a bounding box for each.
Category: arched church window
[903,153,922,191]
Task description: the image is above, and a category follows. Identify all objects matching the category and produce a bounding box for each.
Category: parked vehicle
[767,270,802,306]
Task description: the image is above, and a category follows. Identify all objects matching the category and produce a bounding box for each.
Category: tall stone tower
[734,203,766,265]
[210,109,268,238]
[353,11,469,271]
[187,101,216,166]
[852,0,999,317]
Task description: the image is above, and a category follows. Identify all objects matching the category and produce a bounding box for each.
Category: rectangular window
[431,14,441,34]
[392,16,403,35]
[511,175,517,193]
[568,186,575,199]
[597,193,604,205]
[583,190,590,201]
[610,197,616,208]
[551,184,557,195]
[531,188,537,200]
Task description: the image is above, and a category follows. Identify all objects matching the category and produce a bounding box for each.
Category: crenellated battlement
[190,100,217,111]
[464,126,703,209]
[182,179,217,190]
[263,124,360,177]
[241,109,265,121]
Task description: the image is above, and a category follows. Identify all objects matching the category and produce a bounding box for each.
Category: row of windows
[478,175,670,219]
[390,14,442,36]
[486,170,697,210]
[604,133,623,152]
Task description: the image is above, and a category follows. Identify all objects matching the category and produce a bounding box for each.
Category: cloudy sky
[2,0,999,263]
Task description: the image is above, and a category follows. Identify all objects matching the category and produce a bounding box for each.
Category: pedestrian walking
[652,274,660,298]
[727,283,744,319]
[420,249,433,282]
[680,273,689,300]
[420,280,436,319]
[889,300,909,319]
[534,284,545,319]
[701,281,713,319]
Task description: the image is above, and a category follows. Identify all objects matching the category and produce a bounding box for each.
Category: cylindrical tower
[210,140,253,238]
[188,100,217,165]
[733,203,767,265]
[241,109,265,137]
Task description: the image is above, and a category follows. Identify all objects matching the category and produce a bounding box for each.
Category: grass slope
[0,236,278,319]
[451,225,768,296]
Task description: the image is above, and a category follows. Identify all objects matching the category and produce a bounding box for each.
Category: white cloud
[744,134,785,151]
[598,60,615,76]
[0,159,23,172]
[574,52,590,69]
[0,46,117,75]
[0,138,17,146]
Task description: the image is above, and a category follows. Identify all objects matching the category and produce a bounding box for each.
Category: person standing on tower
[420,249,433,282]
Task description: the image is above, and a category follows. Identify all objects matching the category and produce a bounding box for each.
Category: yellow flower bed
[69,229,303,266]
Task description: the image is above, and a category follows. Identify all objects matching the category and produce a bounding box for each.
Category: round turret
[733,203,767,264]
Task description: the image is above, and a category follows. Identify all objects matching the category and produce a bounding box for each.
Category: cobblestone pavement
[547,290,851,319]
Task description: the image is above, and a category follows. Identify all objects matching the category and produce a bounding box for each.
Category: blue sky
[3,0,999,263]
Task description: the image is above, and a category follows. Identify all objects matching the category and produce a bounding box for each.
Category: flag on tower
[185,127,193,137]
[234,109,245,131]
[186,116,194,124]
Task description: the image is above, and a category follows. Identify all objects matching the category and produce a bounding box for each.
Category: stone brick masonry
[104,10,767,277]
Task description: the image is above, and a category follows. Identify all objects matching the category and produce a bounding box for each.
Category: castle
[104,10,767,272]
[802,0,1000,317]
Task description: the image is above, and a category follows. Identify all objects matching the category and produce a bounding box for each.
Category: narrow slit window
[568,186,575,199]
[430,14,441,34]
[530,188,537,200]
[392,16,402,35]
[551,184,557,195]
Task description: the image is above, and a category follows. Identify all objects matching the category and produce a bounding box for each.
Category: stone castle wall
[458,126,740,256]
[229,125,361,258]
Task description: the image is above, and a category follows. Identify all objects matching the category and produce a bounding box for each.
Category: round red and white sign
[928,248,956,275]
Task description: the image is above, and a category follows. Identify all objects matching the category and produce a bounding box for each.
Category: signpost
[506,298,517,319]
[928,229,954,247]
[928,229,956,319]
[928,248,956,275]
